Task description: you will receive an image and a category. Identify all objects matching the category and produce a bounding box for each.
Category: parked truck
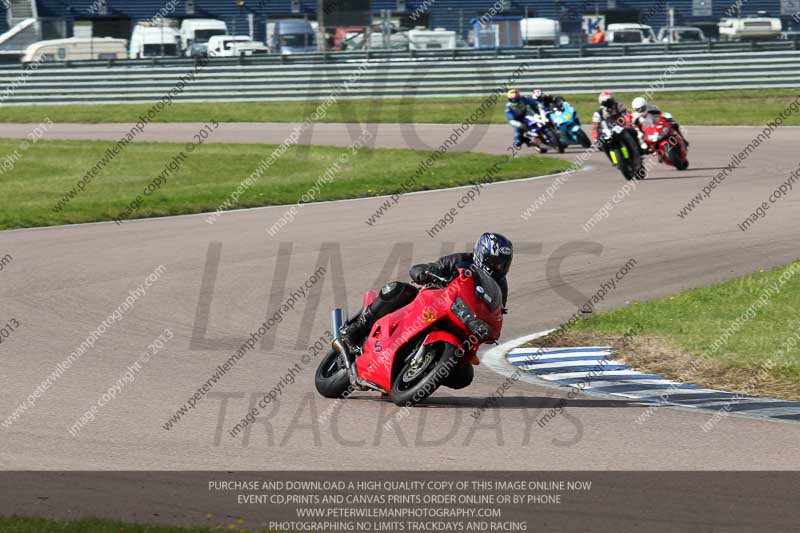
[268,19,317,54]
[129,23,181,59]
[180,18,227,57]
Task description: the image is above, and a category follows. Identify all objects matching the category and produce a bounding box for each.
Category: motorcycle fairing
[355,285,455,391]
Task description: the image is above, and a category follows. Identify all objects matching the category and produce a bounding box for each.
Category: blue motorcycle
[550,102,592,149]
[522,112,565,154]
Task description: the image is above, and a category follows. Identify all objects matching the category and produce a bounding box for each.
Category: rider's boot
[338,307,374,355]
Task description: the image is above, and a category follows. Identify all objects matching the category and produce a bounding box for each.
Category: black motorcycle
[598,119,646,181]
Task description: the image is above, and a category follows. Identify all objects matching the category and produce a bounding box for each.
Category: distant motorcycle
[523,113,565,154]
[640,115,689,170]
[551,102,592,149]
[598,119,646,181]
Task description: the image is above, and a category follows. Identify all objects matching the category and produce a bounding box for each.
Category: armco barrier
[1,49,799,106]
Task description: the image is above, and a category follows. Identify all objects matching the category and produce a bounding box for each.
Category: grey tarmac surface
[0,122,798,479]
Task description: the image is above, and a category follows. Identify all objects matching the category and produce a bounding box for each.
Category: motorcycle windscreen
[472,269,503,312]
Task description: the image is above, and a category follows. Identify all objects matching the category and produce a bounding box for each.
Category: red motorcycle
[641,115,689,170]
[315,268,503,406]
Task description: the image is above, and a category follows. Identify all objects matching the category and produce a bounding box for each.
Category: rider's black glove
[410,264,444,285]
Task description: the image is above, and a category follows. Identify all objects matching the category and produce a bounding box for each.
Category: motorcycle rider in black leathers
[336,233,513,390]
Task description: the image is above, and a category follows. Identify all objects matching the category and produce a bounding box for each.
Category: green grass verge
[1,90,798,126]
[532,261,800,399]
[0,139,569,230]
[0,516,232,532]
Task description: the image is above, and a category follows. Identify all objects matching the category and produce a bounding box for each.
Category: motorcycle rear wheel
[315,349,351,398]
[390,341,461,407]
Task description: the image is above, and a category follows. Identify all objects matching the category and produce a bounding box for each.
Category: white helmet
[632,97,648,114]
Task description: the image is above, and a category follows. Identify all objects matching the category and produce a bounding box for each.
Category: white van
[521,18,561,46]
[607,23,657,44]
[23,37,128,62]
[719,17,782,41]
[180,18,227,57]
[408,28,457,50]
[207,35,268,57]
[129,23,181,59]
[657,26,707,43]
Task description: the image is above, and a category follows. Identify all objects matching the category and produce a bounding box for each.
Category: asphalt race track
[1,122,799,482]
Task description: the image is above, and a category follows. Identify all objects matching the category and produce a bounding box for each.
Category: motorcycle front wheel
[390,341,461,407]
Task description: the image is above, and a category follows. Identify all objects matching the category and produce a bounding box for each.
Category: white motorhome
[607,23,657,44]
[23,37,128,62]
[521,18,561,46]
[207,35,268,57]
[180,18,227,57]
[718,17,782,41]
[129,23,181,59]
[408,28,456,50]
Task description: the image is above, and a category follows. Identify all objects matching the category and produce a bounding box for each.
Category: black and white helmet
[474,233,513,277]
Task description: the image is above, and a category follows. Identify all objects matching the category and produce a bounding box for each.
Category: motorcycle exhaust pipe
[330,308,345,341]
[330,309,355,377]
